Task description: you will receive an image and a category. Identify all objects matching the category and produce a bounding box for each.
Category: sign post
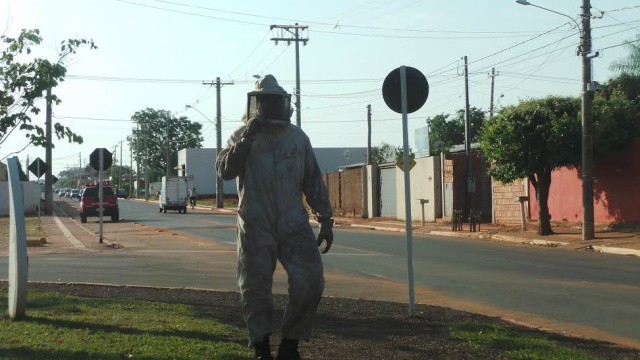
[29,157,48,230]
[382,66,429,316]
[7,157,28,320]
[90,148,113,244]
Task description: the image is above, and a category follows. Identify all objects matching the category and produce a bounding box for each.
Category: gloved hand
[316,218,334,254]
[242,117,265,141]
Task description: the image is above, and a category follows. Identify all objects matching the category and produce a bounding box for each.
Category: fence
[323,167,365,217]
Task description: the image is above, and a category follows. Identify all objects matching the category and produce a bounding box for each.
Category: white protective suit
[216,98,333,346]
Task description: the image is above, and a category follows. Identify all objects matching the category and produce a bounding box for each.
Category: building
[177,147,368,197]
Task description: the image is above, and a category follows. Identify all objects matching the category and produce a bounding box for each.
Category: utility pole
[165,116,170,179]
[120,140,123,189]
[144,123,149,201]
[44,88,53,215]
[367,104,372,165]
[270,23,309,128]
[581,0,595,240]
[78,152,81,187]
[135,124,140,198]
[203,77,234,208]
[462,56,472,218]
[488,68,499,119]
[130,131,133,196]
[113,145,117,187]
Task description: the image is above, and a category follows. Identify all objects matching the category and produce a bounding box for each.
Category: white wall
[178,148,237,196]
[396,156,442,222]
[0,181,41,216]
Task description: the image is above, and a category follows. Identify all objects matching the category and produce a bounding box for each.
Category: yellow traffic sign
[396,157,416,172]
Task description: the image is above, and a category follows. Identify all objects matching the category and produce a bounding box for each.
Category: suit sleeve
[216,127,251,181]
[302,137,334,219]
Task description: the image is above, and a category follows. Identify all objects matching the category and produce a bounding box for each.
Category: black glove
[242,117,265,141]
[316,218,334,254]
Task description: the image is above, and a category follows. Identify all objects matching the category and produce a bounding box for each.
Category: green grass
[0,290,252,360]
[450,321,632,360]
[0,216,47,248]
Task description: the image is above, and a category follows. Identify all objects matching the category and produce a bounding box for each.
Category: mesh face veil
[246,75,292,121]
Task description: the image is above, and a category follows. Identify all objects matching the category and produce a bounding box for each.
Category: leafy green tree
[368,142,396,165]
[427,107,486,156]
[128,108,203,181]
[394,145,415,161]
[609,35,640,76]
[481,93,639,235]
[0,29,96,160]
[480,96,581,235]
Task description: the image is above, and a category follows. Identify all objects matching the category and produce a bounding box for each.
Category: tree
[129,108,203,181]
[427,107,486,156]
[480,96,582,235]
[609,35,640,76]
[481,94,639,235]
[0,29,96,160]
[368,142,396,165]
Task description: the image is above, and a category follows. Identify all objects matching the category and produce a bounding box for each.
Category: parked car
[79,182,119,223]
[70,189,81,200]
[116,188,129,199]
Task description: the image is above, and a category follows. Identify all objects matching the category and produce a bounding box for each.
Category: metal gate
[379,165,397,217]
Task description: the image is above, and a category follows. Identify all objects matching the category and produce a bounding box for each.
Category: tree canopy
[129,108,203,182]
[427,107,486,156]
[609,35,640,76]
[0,29,96,160]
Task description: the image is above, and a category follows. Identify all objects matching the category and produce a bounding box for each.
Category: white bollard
[7,157,28,320]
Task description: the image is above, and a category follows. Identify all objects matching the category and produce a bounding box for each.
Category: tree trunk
[535,170,553,236]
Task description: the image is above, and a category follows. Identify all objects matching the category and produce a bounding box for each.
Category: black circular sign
[90,148,113,171]
[382,66,429,114]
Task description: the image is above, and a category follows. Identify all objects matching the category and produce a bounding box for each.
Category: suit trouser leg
[238,229,278,346]
[278,226,325,340]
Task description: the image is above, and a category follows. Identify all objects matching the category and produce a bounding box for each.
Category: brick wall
[492,179,527,224]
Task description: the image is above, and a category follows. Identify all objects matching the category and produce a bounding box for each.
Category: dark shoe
[275,338,301,360]
[254,336,273,360]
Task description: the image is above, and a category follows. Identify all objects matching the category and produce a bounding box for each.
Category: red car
[79,181,119,223]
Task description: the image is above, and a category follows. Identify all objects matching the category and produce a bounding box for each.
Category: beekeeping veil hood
[246,74,292,123]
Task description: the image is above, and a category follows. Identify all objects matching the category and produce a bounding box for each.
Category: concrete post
[7,157,28,320]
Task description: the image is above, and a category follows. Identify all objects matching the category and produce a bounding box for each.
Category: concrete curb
[591,246,640,257]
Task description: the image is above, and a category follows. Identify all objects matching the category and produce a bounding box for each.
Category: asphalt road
[2,198,639,346]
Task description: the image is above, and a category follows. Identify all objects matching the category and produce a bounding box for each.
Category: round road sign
[382,66,429,114]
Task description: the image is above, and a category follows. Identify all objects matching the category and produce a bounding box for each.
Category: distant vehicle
[70,189,81,199]
[159,176,188,214]
[116,188,129,199]
[79,182,119,223]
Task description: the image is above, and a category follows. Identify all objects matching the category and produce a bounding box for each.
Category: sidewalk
[129,198,640,258]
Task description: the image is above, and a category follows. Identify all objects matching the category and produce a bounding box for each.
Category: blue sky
[2,0,639,175]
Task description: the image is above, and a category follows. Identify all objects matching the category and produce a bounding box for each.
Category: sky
[2,0,639,176]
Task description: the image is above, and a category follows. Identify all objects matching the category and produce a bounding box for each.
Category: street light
[516,0,596,240]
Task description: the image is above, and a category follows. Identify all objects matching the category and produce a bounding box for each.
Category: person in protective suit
[216,74,334,360]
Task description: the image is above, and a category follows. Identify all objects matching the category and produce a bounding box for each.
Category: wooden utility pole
[270,23,309,128]
[203,77,234,208]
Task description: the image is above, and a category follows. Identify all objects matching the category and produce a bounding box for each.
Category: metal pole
[37,160,41,229]
[166,115,170,179]
[367,104,372,165]
[295,23,302,128]
[216,77,224,208]
[582,0,594,240]
[99,149,104,244]
[463,56,472,218]
[400,66,415,316]
[45,88,52,215]
[144,123,149,201]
